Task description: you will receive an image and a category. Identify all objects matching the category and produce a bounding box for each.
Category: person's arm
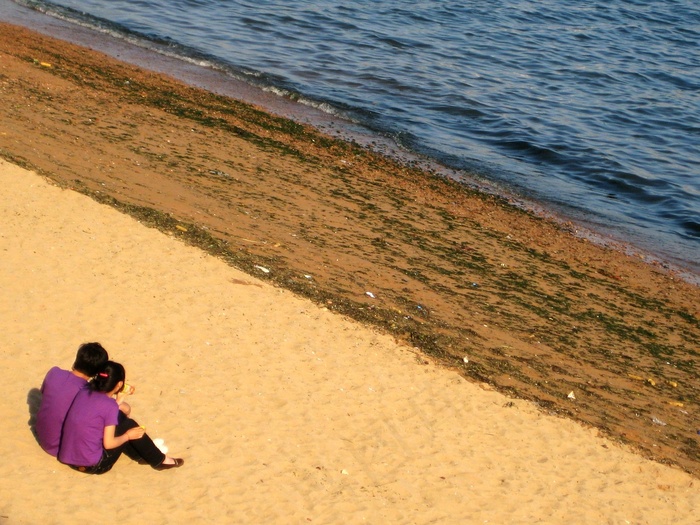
[103,425,145,450]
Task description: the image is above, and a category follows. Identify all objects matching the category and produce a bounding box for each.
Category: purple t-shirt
[35,367,87,456]
[58,388,120,467]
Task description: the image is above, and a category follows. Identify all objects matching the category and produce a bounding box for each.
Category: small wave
[260,86,329,110]
[493,139,565,165]
[429,105,486,119]
[648,71,700,91]
[239,17,274,30]
[377,37,409,50]
[680,219,700,239]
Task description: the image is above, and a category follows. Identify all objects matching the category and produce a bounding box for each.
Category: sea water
[3,0,700,277]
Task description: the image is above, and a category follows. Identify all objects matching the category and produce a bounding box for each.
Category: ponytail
[90,361,125,393]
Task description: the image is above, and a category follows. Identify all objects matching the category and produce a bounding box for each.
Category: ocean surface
[3,0,700,278]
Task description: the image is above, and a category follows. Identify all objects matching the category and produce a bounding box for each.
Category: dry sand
[1,163,700,524]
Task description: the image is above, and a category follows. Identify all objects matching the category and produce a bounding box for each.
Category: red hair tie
[98,372,108,378]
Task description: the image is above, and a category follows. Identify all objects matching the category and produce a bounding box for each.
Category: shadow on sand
[27,387,41,442]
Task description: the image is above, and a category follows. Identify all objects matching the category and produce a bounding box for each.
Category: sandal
[154,458,184,471]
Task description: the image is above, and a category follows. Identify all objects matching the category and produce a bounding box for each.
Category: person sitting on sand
[58,360,184,474]
[35,342,109,456]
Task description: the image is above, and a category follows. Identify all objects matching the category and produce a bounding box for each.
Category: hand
[126,426,146,441]
[115,384,135,404]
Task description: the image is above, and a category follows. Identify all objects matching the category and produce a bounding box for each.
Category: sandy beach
[1,20,700,524]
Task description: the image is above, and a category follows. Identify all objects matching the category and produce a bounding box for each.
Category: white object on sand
[153,438,169,454]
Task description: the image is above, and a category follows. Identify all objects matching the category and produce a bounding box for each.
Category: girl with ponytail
[58,361,183,474]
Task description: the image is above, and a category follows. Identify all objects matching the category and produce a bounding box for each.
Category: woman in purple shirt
[58,361,184,474]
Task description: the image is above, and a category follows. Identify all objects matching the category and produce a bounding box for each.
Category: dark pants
[70,412,165,475]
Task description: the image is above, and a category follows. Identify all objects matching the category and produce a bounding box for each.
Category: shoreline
[2,18,700,481]
[2,0,697,282]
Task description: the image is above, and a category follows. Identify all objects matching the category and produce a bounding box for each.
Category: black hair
[90,361,125,393]
[73,342,109,377]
